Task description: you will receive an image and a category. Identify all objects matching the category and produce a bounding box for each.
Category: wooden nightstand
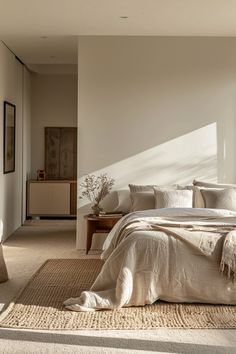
[84,214,123,254]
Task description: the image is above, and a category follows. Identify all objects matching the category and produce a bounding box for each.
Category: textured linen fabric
[200,188,236,211]
[0,244,8,283]
[154,188,193,209]
[130,191,155,211]
[220,230,236,279]
[64,208,236,312]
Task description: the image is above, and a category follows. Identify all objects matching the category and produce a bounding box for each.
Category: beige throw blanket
[220,230,236,280]
[113,220,236,280]
[65,208,236,311]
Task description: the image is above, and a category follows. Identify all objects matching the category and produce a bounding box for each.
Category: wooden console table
[27,180,77,218]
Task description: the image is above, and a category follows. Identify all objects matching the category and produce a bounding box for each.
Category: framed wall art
[3,101,16,174]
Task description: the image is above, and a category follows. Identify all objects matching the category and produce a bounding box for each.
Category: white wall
[22,68,31,222]
[77,36,236,249]
[0,42,31,241]
[31,74,77,177]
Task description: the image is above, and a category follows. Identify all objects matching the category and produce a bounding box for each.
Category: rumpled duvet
[64,208,236,311]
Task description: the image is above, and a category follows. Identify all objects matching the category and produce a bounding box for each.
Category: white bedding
[64,208,236,311]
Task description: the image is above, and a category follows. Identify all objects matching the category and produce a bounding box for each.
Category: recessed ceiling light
[120,16,128,19]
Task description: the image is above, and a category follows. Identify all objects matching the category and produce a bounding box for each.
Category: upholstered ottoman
[0,243,8,283]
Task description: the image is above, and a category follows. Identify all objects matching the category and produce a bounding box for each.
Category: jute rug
[0,259,236,330]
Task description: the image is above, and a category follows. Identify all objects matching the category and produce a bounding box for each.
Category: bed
[64,206,236,311]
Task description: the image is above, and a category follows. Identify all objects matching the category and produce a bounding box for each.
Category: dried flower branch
[79,173,115,208]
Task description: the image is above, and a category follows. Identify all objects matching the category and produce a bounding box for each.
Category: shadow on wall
[78,123,218,209]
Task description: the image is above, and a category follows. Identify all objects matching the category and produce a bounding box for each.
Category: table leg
[86,221,96,254]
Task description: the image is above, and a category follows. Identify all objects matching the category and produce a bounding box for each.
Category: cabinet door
[45,127,77,180]
[45,128,60,180]
[28,182,70,215]
[59,128,77,180]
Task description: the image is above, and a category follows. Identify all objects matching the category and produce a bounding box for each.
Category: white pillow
[154,188,193,209]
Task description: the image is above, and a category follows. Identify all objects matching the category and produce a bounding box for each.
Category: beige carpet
[0,259,236,331]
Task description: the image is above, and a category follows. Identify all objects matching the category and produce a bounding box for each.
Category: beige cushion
[129,184,158,212]
[114,190,131,214]
[193,181,236,208]
[129,184,157,192]
[193,184,236,208]
[193,186,206,208]
[154,188,193,209]
[193,179,236,188]
[129,183,183,193]
[0,244,8,283]
[130,191,155,211]
[129,184,193,211]
[199,187,236,211]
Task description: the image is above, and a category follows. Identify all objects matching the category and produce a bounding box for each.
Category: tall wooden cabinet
[27,180,77,217]
[45,127,77,180]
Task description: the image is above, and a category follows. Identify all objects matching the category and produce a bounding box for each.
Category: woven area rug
[0,259,236,330]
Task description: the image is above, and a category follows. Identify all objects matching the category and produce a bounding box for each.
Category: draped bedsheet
[64,208,236,312]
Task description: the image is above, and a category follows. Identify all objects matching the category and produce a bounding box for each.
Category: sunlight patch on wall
[78,123,217,206]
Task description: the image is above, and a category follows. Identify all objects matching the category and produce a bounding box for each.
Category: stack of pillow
[114,179,236,213]
[129,183,193,212]
[193,179,236,211]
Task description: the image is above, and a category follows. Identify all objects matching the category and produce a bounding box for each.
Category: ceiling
[2,0,236,67]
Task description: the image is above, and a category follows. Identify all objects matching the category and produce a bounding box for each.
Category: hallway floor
[0,223,236,354]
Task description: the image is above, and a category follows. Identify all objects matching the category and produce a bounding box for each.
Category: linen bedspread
[64,208,236,311]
